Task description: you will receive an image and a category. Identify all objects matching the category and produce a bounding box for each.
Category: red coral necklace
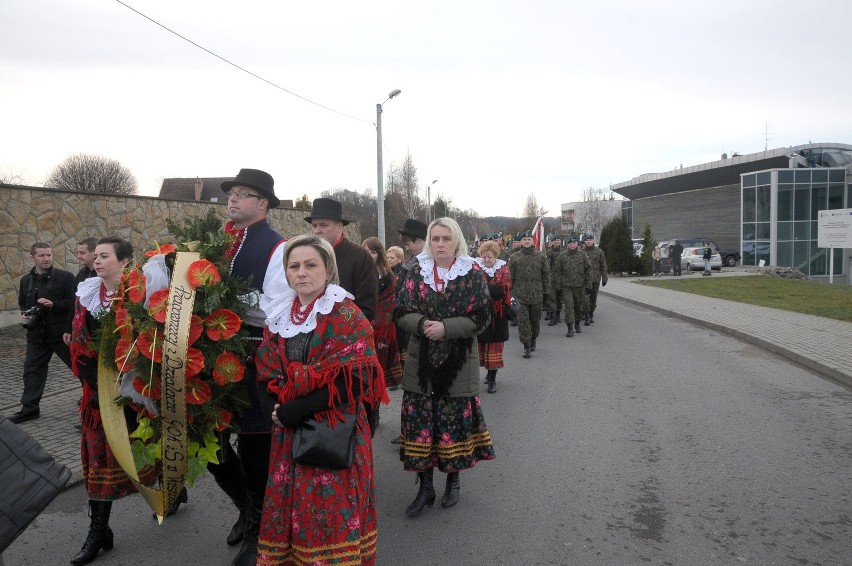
[99,283,113,309]
[290,294,321,325]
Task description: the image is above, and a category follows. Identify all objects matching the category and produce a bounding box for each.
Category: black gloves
[275,373,360,428]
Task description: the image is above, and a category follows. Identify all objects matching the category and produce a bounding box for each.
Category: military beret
[520,230,533,238]
[566,235,578,243]
[583,234,594,241]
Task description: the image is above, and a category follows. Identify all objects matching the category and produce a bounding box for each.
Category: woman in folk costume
[395,217,496,517]
[474,239,511,394]
[255,234,388,566]
[68,236,159,565]
[362,237,403,389]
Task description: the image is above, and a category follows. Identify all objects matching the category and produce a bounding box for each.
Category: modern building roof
[611,143,852,200]
[158,177,233,202]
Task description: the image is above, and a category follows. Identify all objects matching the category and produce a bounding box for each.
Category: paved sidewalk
[2,270,849,492]
[600,271,852,388]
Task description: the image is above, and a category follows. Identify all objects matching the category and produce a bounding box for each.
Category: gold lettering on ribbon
[99,251,198,523]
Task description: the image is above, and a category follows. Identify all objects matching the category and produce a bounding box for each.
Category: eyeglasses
[226,189,261,200]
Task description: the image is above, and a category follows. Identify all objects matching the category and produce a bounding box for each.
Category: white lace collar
[416,252,475,292]
[264,284,352,337]
[474,257,506,277]
[76,276,114,316]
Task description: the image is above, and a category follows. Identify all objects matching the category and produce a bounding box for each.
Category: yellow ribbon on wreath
[99,251,198,523]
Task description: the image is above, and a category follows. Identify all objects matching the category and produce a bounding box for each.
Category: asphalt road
[5,296,851,566]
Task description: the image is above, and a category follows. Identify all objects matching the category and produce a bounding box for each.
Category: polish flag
[532,217,544,252]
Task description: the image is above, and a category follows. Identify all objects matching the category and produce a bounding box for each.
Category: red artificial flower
[143,242,177,258]
[187,259,221,288]
[132,374,162,400]
[185,347,205,379]
[204,309,242,341]
[212,408,233,432]
[115,337,138,370]
[185,377,212,405]
[125,269,146,304]
[188,315,204,346]
[113,307,134,341]
[148,289,170,323]
[137,328,164,363]
[212,351,245,385]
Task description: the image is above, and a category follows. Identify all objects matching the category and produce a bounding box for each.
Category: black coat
[478,275,509,344]
[18,266,75,342]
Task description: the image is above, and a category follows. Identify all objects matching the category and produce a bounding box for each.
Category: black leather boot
[566,324,574,337]
[523,343,531,359]
[71,500,113,565]
[530,338,536,352]
[589,312,595,323]
[544,311,552,321]
[406,468,436,517]
[153,485,188,520]
[232,491,263,566]
[575,321,582,333]
[486,370,496,394]
[583,313,590,326]
[213,469,247,546]
[547,315,558,326]
[554,312,562,324]
[441,472,460,508]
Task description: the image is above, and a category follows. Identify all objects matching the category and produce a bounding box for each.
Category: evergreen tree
[600,216,633,275]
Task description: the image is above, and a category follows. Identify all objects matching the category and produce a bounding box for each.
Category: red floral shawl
[256,296,388,425]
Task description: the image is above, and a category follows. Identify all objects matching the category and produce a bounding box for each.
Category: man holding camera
[10,243,75,424]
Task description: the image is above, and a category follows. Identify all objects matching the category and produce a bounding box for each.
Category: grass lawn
[636,275,852,322]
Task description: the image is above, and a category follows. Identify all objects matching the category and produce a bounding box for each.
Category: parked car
[682,247,722,271]
[659,237,733,272]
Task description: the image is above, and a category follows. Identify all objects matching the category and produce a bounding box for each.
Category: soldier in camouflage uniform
[545,235,563,325]
[582,233,608,324]
[508,230,553,359]
[554,235,591,337]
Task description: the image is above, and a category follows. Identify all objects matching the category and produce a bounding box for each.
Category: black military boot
[530,338,536,352]
[486,370,496,394]
[406,468,436,517]
[523,343,532,359]
[547,315,558,326]
[232,491,263,566]
[574,321,582,333]
[70,500,113,565]
[441,472,461,508]
[566,324,574,337]
[589,312,595,323]
[544,311,552,321]
[583,313,591,326]
[554,311,562,324]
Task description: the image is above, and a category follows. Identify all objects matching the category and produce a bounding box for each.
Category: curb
[601,290,852,389]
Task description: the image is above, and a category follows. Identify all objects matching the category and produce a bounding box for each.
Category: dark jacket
[508,246,552,305]
[66,266,96,333]
[19,266,75,342]
[333,237,378,321]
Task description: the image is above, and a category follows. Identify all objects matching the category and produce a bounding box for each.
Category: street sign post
[817,208,852,284]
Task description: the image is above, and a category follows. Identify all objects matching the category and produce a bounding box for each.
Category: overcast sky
[2,0,850,217]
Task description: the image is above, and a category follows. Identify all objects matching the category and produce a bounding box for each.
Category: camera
[21,305,46,330]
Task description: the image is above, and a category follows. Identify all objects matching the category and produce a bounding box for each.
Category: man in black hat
[212,168,289,564]
[397,218,428,278]
[306,197,378,321]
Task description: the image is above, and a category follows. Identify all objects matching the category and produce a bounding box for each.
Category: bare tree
[523,193,548,226]
[320,187,378,238]
[47,153,138,195]
[0,166,27,185]
[575,187,619,239]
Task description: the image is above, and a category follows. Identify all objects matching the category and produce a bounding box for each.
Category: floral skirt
[257,403,377,566]
[81,421,156,501]
[399,392,495,473]
[478,342,504,369]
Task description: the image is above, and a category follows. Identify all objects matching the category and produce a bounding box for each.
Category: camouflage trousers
[583,282,601,314]
[517,302,542,345]
[563,287,585,324]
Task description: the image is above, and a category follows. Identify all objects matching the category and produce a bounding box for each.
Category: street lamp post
[376,88,401,246]
[426,179,438,224]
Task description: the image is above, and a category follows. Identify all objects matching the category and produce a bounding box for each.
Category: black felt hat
[221,168,280,208]
[398,218,427,240]
[304,198,349,225]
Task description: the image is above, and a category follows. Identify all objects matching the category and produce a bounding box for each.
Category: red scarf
[224,219,246,260]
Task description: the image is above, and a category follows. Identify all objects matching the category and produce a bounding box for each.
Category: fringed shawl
[257,292,388,426]
[372,274,399,353]
[395,255,491,396]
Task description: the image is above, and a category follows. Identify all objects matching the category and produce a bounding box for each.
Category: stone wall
[0,186,360,327]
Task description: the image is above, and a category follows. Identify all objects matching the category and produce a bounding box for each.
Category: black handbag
[291,412,358,470]
[0,414,72,553]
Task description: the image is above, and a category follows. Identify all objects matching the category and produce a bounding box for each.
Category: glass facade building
[741,168,850,276]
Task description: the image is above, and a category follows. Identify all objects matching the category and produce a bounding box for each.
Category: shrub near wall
[0,186,360,327]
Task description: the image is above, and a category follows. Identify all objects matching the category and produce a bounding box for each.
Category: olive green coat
[554,247,591,290]
[508,246,552,305]
[584,245,608,284]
